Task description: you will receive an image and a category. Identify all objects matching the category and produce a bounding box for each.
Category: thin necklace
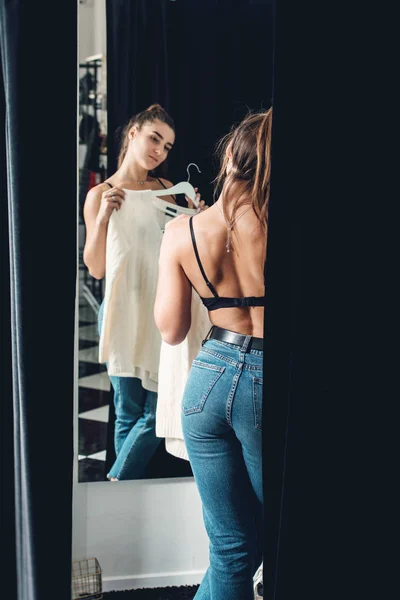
[216,202,252,253]
[136,179,146,185]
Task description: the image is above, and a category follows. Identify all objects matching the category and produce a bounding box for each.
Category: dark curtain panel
[1,37,17,600]
[165,0,274,203]
[262,1,395,599]
[0,2,77,599]
[106,0,170,176]
[106,0,274,202]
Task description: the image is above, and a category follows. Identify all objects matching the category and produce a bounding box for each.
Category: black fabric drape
[1,36,17,600]
[0,2,77,599]
[164,0,275,203]
[262,2,395,599]
[106,0,170,176]
[106,0,274,202]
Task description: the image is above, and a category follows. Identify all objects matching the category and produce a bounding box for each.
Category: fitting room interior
[2,2,392,600]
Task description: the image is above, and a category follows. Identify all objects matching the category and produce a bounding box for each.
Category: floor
[102,586,199,599]
[78,282,111,482]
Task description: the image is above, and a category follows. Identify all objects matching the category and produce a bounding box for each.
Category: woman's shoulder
[163,214,191,242]
[165,213,191,228]
[86,181,111,201]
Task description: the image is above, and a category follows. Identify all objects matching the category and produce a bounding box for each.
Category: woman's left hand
[186,187,209,211]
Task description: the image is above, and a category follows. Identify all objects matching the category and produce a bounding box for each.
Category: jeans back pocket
[253,377,263,431]
[182,360,225,415]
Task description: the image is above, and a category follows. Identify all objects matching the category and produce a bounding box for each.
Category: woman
[154,108,272,599]
[83,103,206,481]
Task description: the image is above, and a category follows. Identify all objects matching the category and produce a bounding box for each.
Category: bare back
[178,204,266,337]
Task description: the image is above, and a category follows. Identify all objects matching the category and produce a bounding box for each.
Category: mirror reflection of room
[77,0,274,491]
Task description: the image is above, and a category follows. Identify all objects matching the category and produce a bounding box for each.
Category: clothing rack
[79,57,104,143]
[79,55,107,304]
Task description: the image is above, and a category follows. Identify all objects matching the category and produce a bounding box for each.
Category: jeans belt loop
[202,325,214,346]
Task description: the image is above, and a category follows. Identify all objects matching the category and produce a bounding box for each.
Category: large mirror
[77,0,274,484]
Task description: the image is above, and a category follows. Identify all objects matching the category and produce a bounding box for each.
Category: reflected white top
[98,189,196,391]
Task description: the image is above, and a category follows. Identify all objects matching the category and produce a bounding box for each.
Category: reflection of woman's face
[129,119,175,171]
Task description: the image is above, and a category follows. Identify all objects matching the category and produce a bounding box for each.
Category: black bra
[189,216,265,311]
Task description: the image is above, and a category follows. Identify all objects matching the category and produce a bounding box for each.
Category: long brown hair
[213,108,273,235]
[117,103,175,168]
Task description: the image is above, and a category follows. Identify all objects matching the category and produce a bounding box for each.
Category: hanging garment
[155,292,212,460]
[79,114,101,218]
[99,189,197,391]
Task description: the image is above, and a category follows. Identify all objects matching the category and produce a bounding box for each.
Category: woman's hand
[96,186,125,225]
[185,187,209,211]
[197,199,209,212]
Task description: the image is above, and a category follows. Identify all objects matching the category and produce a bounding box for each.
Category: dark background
[106,0,274,203]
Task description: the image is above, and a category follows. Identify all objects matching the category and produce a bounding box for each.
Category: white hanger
[149,162,202,208]
[186,162,202,183]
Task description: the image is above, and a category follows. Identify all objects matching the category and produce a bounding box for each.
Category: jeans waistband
[204,326,264,352]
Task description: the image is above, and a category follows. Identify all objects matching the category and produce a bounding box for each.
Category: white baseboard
[103,569,205,592]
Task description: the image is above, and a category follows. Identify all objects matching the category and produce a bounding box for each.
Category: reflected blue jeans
[181,337,263,600]
[98,301,161,480]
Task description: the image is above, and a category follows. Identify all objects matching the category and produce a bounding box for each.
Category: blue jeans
[98,301,162,480]
[181,336,263,600]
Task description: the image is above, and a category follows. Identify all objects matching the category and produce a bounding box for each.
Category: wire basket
[72,557,103,600]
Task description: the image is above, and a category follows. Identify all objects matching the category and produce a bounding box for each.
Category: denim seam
[112,410,156,479]
[199,347,238,366]
[240,335,251,353]
[200,347,262,371]
[112,377,123,454]
[207,339,242,350]
[183,367,225,415]
[226,364,243,426]
[192,359,225,373]
[253,378,263,431]
[204,338,264,356]
[111,391,158,479]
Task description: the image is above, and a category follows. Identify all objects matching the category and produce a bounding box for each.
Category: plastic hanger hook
[186,163,201,183]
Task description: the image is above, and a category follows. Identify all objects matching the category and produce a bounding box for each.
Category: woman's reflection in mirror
[82,104,206,481]
[155,108,273,599]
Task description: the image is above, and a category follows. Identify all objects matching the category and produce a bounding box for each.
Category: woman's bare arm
[83,184,125,279]
[154,216,192,345]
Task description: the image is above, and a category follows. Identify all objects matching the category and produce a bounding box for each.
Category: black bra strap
[156,177,176,201]
[156,177,167,190]
[104,182,113,188]
[189,216,219,298]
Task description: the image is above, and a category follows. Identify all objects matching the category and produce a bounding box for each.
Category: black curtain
[165,0,274,203]
[262,1,395,599]
[1,32,17,600]
[106,0,274,203]
[0,2,77,599]
[106,0,170,176]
